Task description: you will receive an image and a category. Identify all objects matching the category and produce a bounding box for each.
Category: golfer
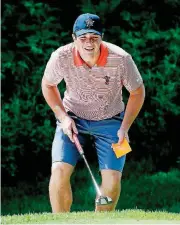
[42,13,145,213]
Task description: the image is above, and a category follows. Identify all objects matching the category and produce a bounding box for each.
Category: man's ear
[101,33,104,39]
[72,34,76,41]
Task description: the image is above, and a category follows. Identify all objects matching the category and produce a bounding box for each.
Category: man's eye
[79,36,99,41]
[92,37,99,40]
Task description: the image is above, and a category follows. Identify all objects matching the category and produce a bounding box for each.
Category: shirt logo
[85,18,94,28]
[103,76,110,85]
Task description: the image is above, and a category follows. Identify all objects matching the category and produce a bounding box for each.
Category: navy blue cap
[73,13,103,36]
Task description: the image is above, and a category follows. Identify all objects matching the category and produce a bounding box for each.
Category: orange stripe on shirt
[73,43,108,67]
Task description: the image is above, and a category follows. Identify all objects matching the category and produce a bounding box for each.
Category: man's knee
[101,170,122,193]
[51,162,74,182]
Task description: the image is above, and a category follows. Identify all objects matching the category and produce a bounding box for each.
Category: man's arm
[41,77,78,142]
[118,84,145,143]
[41,77,68,122]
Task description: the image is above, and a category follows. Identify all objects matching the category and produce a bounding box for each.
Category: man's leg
[92,112,126,211]
[95,169,122,211]
[49,112,88,213]
[49,162,74,213]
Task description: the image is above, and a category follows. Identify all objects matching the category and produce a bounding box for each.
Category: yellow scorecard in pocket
[112,138,132,158]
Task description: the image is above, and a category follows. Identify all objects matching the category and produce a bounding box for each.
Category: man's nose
[85,38,93,43]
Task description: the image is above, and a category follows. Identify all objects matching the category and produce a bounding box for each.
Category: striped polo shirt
[43,41,143,120]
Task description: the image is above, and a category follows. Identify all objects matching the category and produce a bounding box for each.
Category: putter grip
[73,133,84,155]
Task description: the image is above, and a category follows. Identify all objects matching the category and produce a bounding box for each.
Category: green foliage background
[1,0,180,182]
[2,167,180,215]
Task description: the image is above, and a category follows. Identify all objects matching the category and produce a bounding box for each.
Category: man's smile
[84,47,94,52]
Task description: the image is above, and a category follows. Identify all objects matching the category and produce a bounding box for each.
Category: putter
[72,133,113,206]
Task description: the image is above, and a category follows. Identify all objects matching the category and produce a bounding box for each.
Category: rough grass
[2,210,180,224]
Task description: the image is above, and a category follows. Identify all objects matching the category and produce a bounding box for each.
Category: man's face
[73,33,102,58]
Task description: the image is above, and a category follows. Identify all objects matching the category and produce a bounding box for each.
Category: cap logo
[85,18,94,28]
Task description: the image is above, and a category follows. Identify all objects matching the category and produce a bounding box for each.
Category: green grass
[2,210,180,224]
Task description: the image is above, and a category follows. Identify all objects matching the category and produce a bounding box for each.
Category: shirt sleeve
[122,55,143,92]
[43,52,64,86]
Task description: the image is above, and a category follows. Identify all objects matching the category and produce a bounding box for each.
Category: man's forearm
[121,84,145,132]
[41,78,68,121]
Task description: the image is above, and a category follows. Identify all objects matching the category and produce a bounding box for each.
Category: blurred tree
[1,0,180,182]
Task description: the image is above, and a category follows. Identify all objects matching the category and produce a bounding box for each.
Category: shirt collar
[73,42,108,67]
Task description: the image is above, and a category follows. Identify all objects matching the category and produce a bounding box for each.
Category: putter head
[95,196,113,205]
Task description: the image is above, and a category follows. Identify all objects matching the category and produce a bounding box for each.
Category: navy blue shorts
[52,111,126,172]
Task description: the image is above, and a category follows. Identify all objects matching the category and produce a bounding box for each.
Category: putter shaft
[81,154,102,196]
[73,133,102,196]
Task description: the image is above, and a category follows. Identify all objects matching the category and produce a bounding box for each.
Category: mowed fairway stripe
[2,210,180,224]
[44,219,180,224]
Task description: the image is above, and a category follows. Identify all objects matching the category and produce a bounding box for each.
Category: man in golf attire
[42,13,145,212]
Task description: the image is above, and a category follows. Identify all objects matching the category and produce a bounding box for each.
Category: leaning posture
[41,13,145,212]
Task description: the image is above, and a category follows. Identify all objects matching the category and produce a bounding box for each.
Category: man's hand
[60,116,78,142]
[117,84,145,144]
[117,128,126,144]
